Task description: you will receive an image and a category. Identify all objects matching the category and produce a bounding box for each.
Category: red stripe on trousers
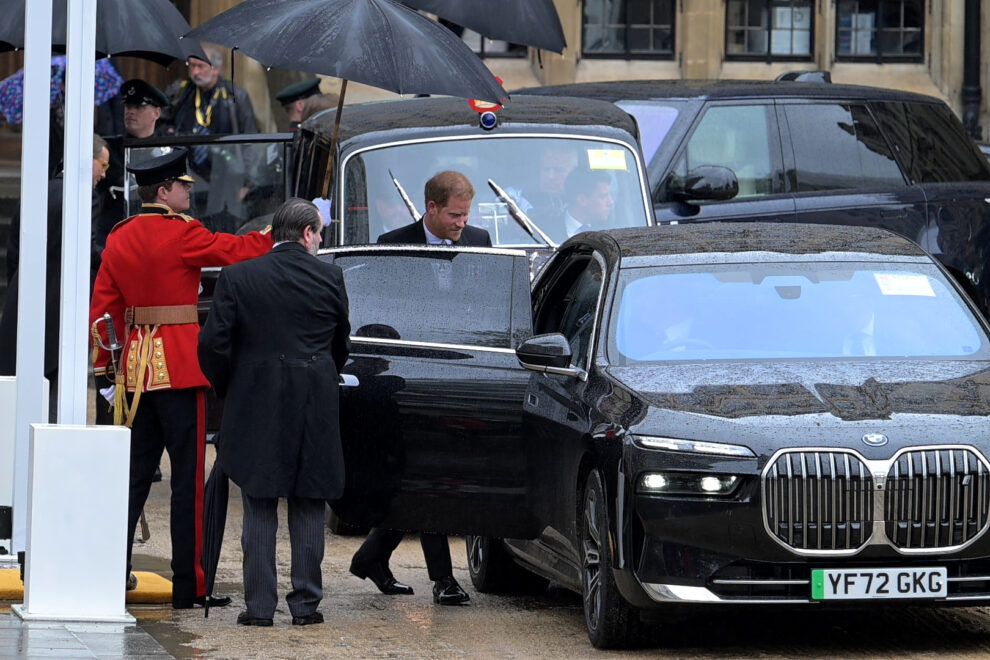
[194,388,206,596]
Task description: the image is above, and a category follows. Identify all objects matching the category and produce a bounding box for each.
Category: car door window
[783,103,905,191]
[534,256,604,370]
[328,251,520,348]
[872,101,990,183]
[672,104,775,198]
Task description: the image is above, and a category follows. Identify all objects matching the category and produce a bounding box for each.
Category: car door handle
[339,374,360,387]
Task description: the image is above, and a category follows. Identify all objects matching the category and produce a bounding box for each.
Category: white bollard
[0,376,48,566]
[11,423,134,623]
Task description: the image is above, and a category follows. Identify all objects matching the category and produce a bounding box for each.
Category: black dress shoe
[432,575,470,605]
[291,611,324,626]
[350,562,414,595]
[126,572,138,591]
[237,611,273,627]
[173,594,233,609]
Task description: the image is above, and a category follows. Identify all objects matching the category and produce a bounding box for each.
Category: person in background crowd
[350,170,488,607]
[299,93,339,123]
[198,198,350,627]
[275,78,321,130]
[89,148,272,609]
[0,135,109,422]
[164,42,257,138]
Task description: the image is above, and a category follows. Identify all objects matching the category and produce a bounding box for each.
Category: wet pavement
[6,444,990,657]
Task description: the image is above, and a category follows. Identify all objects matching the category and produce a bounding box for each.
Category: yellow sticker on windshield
[874,273,935,297]
[587,149,628,171]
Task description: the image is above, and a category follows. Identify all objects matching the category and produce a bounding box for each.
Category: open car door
[323,246,540,539]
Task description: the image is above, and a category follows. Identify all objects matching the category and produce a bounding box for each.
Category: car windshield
[340,136,650,246]
[609,261,989,363]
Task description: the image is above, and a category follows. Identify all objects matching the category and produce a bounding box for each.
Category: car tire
[466,535,549,594]
[582,470,644,649]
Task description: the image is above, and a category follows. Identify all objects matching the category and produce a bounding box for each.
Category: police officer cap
[127,149,195,186]
[275,78,321,105]
[120,79,169,108]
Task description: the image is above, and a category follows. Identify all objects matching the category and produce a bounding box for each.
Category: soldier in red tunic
[89,148,272,609]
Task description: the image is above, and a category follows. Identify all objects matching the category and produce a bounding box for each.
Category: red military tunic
[90,203,272,391]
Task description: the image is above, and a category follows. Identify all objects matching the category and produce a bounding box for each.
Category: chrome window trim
[761,445,990,557]
[336,132,655,242]
[349,336,518,354]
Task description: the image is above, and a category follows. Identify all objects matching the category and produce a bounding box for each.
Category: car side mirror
[668,165,739,203]
[516,333,589,380]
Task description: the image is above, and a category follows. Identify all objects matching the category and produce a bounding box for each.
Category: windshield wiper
[388,169,421,221]
[487,178,557,248]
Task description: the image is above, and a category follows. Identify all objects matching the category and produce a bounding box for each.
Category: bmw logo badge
[862,433,888,447]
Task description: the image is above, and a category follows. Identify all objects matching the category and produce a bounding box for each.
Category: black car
[325,223,990,649]
[521,79,990,319]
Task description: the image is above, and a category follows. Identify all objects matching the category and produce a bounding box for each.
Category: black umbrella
[400,0,567,54]
[186,0,507,197]
[0,0,205,66]
[202,439,230,618]
[185,0,506,103]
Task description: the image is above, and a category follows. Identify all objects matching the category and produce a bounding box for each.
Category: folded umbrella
[201,437,230,618]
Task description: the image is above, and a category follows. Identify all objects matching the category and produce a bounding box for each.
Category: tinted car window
[674,104,774,198]
[330,252,517,348]
[614,100,683,165]
[610,261,987,363]
[873,101,990,183]
[784,103,905,191]
[555,258,605,368]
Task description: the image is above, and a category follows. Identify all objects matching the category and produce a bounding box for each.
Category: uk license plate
[811,568,947,600]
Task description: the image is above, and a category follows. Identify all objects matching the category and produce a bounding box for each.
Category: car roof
[299,94,640,144]
[570,223,931,262]
[516,79,944,105]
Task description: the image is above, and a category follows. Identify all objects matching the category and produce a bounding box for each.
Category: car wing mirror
[516,333,588,380]
[668,165,739,203]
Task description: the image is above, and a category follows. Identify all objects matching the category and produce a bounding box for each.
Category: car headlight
[638,472,740,496]
[634,435,755,457]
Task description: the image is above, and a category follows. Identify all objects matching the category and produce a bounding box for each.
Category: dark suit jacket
[377,219,492,246]
[0,178,66,379]
[198,241,351,499]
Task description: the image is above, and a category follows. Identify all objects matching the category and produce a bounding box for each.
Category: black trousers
[125,387,206,604]
[352,528,452,582]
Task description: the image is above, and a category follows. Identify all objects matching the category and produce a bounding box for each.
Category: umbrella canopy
[185,0,507,104]
[202,445,230,618]
[0,56,123,124]
[400,0,566,54]
[0,0,205,66]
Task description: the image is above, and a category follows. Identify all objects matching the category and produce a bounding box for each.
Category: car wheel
[466,535,549,594]
[582,470,643,649]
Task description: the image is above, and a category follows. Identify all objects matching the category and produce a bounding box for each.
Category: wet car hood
[606,359,990,452]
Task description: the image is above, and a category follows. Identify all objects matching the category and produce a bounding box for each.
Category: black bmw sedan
[325,223,990,649]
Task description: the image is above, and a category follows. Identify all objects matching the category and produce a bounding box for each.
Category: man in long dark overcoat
[198,198,350,627]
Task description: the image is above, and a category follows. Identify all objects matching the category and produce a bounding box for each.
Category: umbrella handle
[320,80,347,201]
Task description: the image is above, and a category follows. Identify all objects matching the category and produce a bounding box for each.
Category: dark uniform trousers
[126,387,206,604]
[353,529,452,582]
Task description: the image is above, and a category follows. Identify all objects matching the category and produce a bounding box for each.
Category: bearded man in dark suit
[349,170,488,606]
[198,198,350,627]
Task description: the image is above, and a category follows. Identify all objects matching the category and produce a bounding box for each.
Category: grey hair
[271,197,321,243]
[93,134,108,158]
